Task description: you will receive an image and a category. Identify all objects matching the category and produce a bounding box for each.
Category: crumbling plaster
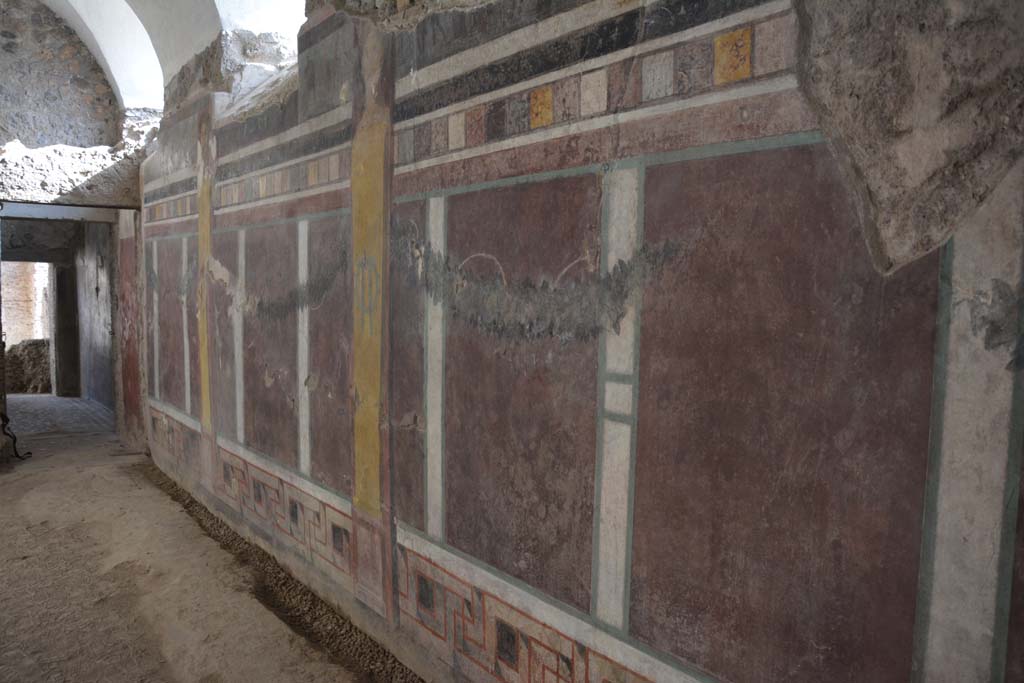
[0,110,159,207]
[796,0,1024,274]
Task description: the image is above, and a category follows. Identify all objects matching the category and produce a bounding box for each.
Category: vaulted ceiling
[41,0,306,110]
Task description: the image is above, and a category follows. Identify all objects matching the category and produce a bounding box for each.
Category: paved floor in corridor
[0,431,359,683]
[6,393,114,435]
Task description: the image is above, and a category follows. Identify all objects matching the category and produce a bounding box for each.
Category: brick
[642,51,674,101]
[553,75,580,123]
[448,112,466,150]
[529,85,553,128]
[754,13,798,75]
[714,27,752,85]
[580,69,608,117]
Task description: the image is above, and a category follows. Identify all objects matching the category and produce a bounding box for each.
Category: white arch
[42,0,163,109]
[42,0,305,106]
[124,0,305,86]
[122,0,223,86]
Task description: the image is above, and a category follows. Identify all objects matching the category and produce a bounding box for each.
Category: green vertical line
[420,200,431,535]
[990,227,1024,683]
[439,197,448,545]
[911,241,955,682]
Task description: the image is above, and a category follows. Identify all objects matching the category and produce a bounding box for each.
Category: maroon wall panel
[445,175,601,612]
[390,200,426,530]
[243,226,298,466]
[630,145,939,683]
[157,238,185,411]
[308,213,354,494]
[210,230,238,440]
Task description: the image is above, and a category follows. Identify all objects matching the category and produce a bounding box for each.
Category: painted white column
[234,230,246,444]
[425,196,447,540]
[917,160,1024,683]
[297,220,311,475]
[181,236,191,415]
[592,164,643,631]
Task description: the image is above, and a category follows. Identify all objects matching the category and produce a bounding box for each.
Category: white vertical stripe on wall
[919,161,1024,681]
[425,196,447,540]
[235,230,246,444]
[593,165,642,631]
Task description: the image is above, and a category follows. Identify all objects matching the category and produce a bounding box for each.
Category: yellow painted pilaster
[352,120,388,516]
[351,27,393,519]
[196,116,214,435]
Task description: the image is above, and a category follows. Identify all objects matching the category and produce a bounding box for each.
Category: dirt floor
[0,431,421,683]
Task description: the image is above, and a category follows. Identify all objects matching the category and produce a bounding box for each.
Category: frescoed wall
[126,1,1024,681]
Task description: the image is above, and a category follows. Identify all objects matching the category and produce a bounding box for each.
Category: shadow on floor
[6,393,114,435]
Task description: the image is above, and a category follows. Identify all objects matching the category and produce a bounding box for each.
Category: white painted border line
[142,166,198,195]
[214,181,352,217]
[147,188,199,208]
[396,525,705,683]
[396,0,791,109]
[143,213,199,228]
[425,196,447,540]
[181,236,192,416]
[149,397,201,432]
[592,166,642,630]
[234,230,246,444]
[218,142,352,190]
[218,436,353,516]
[217,104,353,165]
[398,0,640,99]
[297,220,312,475]
[396,74,799,176]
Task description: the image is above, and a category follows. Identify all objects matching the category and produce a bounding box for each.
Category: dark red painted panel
[308,214,354,494]
[157,238,185,411]
[243,226,298,466]
[210,230,238,440]
[445,175,601,612]
[631,144,939,683]
[389,200,426,530]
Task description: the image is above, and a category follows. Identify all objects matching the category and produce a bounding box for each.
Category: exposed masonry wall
[1,262,48,346]
[131,2,1024,683]
[0,0,119,148]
